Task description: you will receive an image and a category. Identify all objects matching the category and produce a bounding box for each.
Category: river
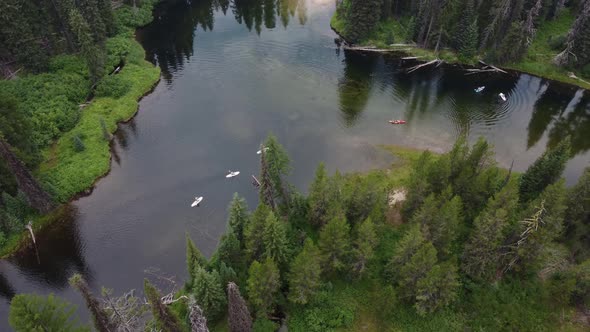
[1,0,589,327]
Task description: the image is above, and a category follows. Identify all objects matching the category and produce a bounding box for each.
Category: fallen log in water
[407,59,443,73]
[477,60,509,74]
[342,45,397,52]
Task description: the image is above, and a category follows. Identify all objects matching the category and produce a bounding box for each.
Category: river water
[1,0,589,327]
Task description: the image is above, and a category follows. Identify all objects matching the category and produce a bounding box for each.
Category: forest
[6,134,590,331]
[0,0,160,253]
[332,0,590,86]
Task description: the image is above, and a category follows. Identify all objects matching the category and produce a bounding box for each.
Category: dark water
[1,0,589,327]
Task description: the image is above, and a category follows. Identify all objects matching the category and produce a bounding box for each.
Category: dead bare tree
[523,0,544,48]
[480,0,512,50]
[189,299,209,332]
[0,138,54,213]
[554,0,590,65]
[101,288,150,332]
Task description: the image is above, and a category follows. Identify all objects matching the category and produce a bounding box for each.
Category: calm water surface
[1,0,589,326]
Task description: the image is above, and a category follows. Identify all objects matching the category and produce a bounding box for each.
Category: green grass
[506,9,590,90]
[38,36,160,202]
[332,10,589,90]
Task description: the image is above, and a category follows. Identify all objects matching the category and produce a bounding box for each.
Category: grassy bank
[331,10,590,90]
[38,35,160,202]
[0,1,160,257]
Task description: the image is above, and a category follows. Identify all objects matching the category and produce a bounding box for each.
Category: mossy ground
[332,10,589,90]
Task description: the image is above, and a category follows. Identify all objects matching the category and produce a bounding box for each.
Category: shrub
[288,290,354,332]
[106,35,132,68]
[72,135,86,152]
[581,64,590,79]
[95,75,131,98]
[548,34,567,51]
[252,318,279,332]
[114,0,158,30]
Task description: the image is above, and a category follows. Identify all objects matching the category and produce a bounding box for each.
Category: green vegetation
[8,135,590,331]
[332,1,590,89]
[0,0,160,256]
[9,294,89,332]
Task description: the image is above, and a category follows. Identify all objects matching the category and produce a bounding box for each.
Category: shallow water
[1,0,589,327]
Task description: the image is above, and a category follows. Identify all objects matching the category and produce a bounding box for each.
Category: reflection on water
[139,0,309,83]
[7,205,91,289]
[1,0,589,329]
[338,51,377,126]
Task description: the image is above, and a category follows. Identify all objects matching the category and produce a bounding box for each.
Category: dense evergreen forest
[0,0,161,252]
[333,0,590,79]
[7,135,590,331]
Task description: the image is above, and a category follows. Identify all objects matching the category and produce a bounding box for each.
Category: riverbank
[0,2,161,257]
[331,10,590,90]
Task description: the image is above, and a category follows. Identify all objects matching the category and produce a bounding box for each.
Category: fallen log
[342,45,397,52]
[568,72,590,85]
[251,175,261,188]
[478,60,509,74]
[407,59,442,73]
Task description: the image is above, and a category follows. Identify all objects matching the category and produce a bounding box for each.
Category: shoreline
[0,21,161,259]
[330,17,590,91]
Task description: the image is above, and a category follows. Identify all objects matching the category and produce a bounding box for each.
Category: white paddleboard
[191,196,203,207]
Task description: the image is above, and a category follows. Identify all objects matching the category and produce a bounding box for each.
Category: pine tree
[308,163,330,227]
[519,137,571,203]
[343,0,384,43]
[227,282,252,332]
[217,229,242,269]
[228,193,250,245]
[218,261,238,288]
[69,274,114,332]
[462,181,519,282]
[496,21,526,63]
[244,204,271,261]
[352,217,378,276]
[259,149,276,210]
[262,211,289,265]
[192,267,226,320]
[385,224,426,283]
[288,239,322,304]
[428,196,463,255]
[454,0,478,59]
[511,181,567,273]
[187,233,208,288]
[79,0,107,43]
[318,216,351,274]
[414,261,460,315]
[564,167,590,261]
[9,294,89,332]
[68,7,105,85]
[261,134,291,210]
[144,279,183,332]
[402,151,434,219]
[246,258,280,316]
[397,241,438,300]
